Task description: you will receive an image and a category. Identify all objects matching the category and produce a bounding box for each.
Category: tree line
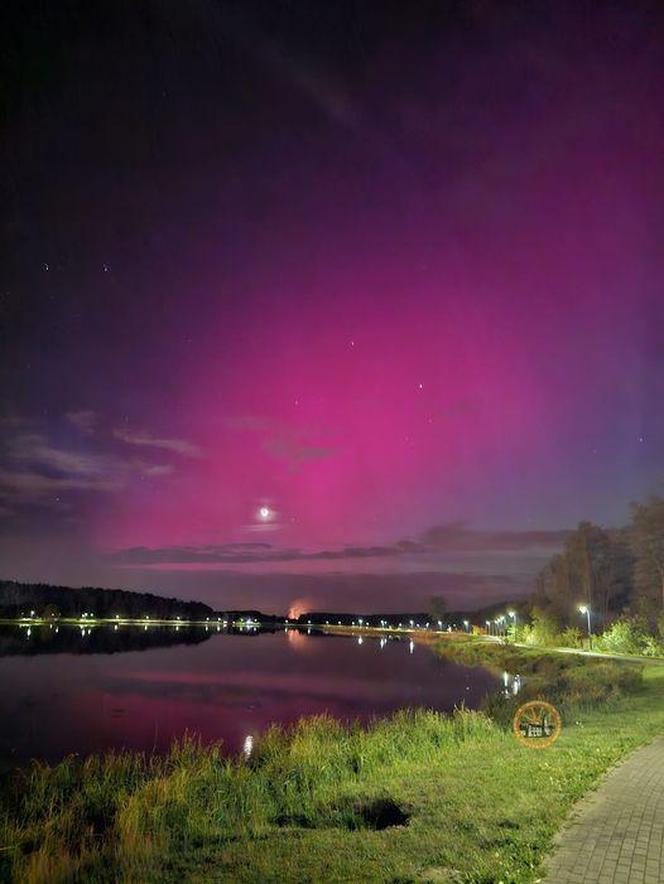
[532,496,664,631]
[0,580,213,621]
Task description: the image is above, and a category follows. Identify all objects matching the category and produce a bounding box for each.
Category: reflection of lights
[243,735,254,758]
[379,637,387,649]
[357,636,363,645]
[114,624,118,631]
[26,628,31,638]
[409,640,415,654]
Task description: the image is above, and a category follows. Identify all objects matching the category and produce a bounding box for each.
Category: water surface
[0,625,498,764]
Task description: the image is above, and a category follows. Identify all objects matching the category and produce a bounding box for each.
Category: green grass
[2,644,663,883]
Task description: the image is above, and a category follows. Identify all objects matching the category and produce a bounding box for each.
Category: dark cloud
[110,542,401,565]
[420,523,570,552]
[112,429,202,458]
[108,522,568,566]
[0,417,183,511]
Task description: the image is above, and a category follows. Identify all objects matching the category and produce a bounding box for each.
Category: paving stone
[542,737,664,883]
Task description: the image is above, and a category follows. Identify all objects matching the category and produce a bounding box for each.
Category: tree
[631,497,664,616]
[42,604,61,619]
[532,522,633,626]
[428,595,447,622]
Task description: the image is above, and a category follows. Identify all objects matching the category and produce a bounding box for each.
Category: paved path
[543,736,664,883]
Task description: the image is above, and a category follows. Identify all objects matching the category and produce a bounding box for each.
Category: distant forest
[532,496,664,628]
[0,580,213,621]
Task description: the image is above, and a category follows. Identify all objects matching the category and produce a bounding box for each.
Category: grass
[1,642,663,883]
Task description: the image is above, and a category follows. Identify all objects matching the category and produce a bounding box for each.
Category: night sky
[2,1,663,613]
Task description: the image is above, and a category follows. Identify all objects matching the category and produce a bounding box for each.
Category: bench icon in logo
[513,700,562,749]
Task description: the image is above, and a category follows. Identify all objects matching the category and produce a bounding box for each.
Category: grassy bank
[2,644,663,883]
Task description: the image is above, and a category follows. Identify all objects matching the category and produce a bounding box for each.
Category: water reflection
[0,627,500,764]
[502,671,522,696]
[2,623,212,656]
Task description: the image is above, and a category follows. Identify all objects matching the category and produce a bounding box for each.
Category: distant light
[258,506,271,521]
[578,604,589,614]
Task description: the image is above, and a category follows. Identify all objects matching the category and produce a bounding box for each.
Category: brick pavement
[542,736,664,883]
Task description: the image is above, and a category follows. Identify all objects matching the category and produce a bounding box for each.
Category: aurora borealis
[2,1,663,612]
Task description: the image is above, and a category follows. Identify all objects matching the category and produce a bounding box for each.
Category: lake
[0,624,499,765]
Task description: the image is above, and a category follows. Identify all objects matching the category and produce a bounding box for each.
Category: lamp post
[578,604,592,649]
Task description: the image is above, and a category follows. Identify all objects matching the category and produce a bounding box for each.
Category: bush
[559,626,584,649]
[595,618,663,657]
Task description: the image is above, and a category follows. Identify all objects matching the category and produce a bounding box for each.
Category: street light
[463,619,469,633]
[578,604,592,649]
[486,619,491,636]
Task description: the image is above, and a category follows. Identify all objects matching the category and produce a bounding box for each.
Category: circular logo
[513,700,562,749]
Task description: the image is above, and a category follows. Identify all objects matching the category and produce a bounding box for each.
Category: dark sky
[1,1,663,613]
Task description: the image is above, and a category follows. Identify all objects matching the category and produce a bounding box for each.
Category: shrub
[595,618,662,657]
[559,626,584,649]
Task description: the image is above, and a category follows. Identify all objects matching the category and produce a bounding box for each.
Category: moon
[258,506,271,520]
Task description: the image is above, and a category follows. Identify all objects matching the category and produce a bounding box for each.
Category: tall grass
[427,638,644,724]
[0,644,645,883]
[0,708,496,882]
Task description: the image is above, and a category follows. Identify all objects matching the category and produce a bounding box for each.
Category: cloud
[141,464,174,477]
[420,522,570,552]
[0,468,120,497]
[110,542,403,565]
[65,410,97,434]
[264,435,337,468]
[113,429,202,458]
[0,422,178,509]
[108,523,568,570]
[7,433,119,478]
